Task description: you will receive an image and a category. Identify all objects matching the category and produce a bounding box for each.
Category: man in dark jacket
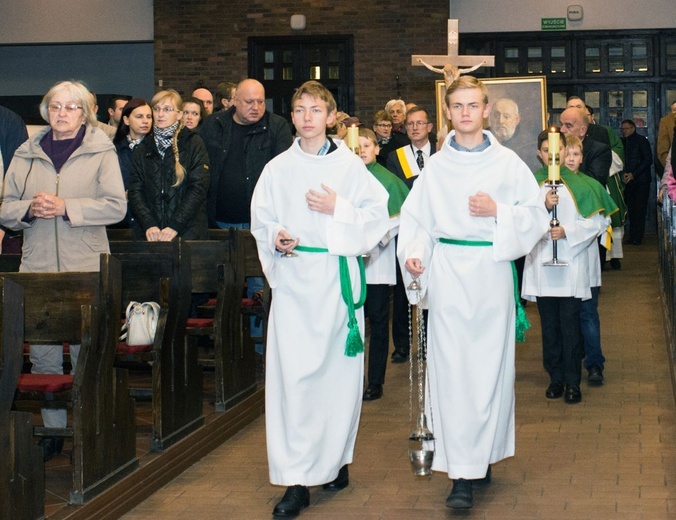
[200,78,293,230]
[200,78,293,352]
[621,119,653,245]
[560,107,612,187]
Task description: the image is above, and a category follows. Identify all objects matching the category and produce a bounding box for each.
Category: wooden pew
[185,229,260,411]
[218,229,265,411]
[108,238,204,451]
[0,277,44,520]
[9,255,138,504]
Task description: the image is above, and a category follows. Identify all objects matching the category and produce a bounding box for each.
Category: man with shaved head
[201,78,292,229]
[559,107,611,186]
[201,78,293,354]
[566,96,610,146]
[192,88,214,115]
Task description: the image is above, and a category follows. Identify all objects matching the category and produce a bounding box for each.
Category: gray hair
[39,80,96,126]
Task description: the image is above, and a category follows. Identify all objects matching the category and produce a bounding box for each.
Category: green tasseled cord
[338,255,367,356]
[438,238,530,342]
[511,261,531,342]
[293,245,367,356]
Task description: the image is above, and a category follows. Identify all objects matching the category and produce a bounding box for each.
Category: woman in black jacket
[113,98,152,228]
[128,89,209,241]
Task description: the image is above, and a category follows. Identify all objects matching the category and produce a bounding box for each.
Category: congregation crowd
[0,75,674,518]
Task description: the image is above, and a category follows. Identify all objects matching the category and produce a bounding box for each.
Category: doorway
[248,35,354,124]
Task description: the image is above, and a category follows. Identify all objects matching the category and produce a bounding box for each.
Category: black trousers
[391,251,409,355]
[624,181,651,244]
[365,284,391,385]
[536,296,583,386]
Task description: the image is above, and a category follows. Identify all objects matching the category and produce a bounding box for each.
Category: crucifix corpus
[412,19,495,89]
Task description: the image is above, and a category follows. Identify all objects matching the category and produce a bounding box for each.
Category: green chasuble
[534,166,620,226]
[366,161,410,216]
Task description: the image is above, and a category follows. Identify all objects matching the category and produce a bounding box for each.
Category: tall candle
[548,128,560,182]
[346,124,359,153]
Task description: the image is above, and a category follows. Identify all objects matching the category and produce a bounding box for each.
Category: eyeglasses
[405,121,431,128]
[48,102,83,113]
[152,106,177,113]
[375,123,392,128]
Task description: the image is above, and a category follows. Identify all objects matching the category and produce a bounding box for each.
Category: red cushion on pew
[17,373,74,393]
[117,341,153,354]
[24,342,71,354]
[186,318,214,328]
[205,298,217,307]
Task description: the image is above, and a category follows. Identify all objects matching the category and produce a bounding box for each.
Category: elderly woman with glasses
[0,79,127,461]
[127,89,209,242]
[372,110,400,167]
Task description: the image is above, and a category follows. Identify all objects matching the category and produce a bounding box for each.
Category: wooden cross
[412,19,495,87]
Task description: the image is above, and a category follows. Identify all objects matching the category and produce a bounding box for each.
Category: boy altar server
[398,76,549,510]
[251,80,389,518]
[522,131,616,405]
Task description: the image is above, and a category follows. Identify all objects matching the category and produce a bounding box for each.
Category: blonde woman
[128,89,209,241]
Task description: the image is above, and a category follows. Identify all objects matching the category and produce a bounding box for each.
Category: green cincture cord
[438,238,530,342]
[293,245,366,356]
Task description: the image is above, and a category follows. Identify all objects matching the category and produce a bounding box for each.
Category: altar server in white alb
[251,80,389,518]
[398,76,549,510]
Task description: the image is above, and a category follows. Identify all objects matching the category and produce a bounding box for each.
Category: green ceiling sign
[541,18,567,31]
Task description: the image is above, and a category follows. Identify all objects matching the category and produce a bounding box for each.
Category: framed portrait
[435,76,547,172]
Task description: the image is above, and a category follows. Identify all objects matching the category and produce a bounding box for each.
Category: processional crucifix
[411,19,496,133]
[411,19,495,89]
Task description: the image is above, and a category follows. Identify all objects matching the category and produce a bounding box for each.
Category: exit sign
[541,18,567,31]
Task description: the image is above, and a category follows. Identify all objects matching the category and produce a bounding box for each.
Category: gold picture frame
[436,76,547,171]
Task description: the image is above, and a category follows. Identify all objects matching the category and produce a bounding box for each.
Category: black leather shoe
[322,465,349,491]
[363,384,383,401]
[39,436,64,462]
[564,385,582,404]
[473,465,491,487]
[545,382,564,399]
[272,485,310,518]
[391,349,409,363]
[446,478,473,509]
[609,258,621,270]
[588,366,604,386]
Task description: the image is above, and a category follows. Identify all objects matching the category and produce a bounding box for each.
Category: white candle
[548,128,560,182]
[346,124,359,152]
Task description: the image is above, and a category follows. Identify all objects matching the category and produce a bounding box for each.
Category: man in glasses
[384,107,437,366]
[386,107,436,190]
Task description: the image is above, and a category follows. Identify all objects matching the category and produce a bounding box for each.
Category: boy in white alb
[523,130,613,406]
[250,80,389,518]
[398,76,549,510]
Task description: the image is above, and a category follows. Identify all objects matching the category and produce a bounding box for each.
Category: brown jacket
[0,125,126,272]
[657,112,675,168]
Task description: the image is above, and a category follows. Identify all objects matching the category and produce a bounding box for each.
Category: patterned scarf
[153,122,179,157]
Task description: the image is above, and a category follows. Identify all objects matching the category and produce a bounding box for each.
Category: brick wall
[154,0,450,124]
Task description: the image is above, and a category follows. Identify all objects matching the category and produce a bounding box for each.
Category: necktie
[416,150,425,170]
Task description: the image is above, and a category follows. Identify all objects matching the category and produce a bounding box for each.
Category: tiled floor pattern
[51,237,676,519]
